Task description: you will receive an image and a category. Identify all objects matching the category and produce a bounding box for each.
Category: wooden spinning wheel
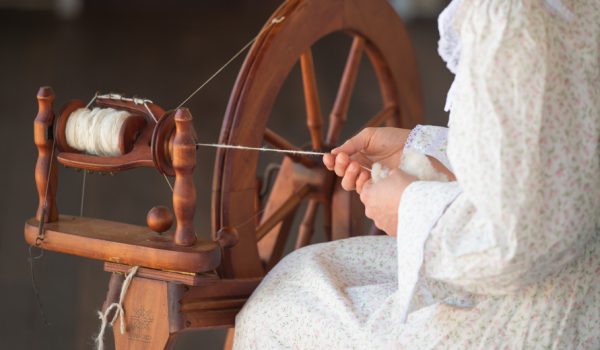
[24,0,422,349]
[214,0,423,277]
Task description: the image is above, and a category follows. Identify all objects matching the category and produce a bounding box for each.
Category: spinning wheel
[214,0,423,276]
[24,0,422,349]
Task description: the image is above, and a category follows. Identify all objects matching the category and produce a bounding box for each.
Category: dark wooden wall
[0,1,452,348]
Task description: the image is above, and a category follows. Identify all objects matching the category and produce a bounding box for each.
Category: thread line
[79,171,87,217]
[175,16,285,109]
[196,143,326,156]
[196,143,371,172]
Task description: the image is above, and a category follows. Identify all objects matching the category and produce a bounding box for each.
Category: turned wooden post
[172,108,197,246]
[34,86,58,223]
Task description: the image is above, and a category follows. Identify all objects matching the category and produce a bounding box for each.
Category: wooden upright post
[172,108,197,246]
[34,86,58,223]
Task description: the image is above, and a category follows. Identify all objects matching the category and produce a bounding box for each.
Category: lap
[234,236,397,349]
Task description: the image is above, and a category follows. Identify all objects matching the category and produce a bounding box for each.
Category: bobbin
[55,101,147,156]
[53,94,180,175]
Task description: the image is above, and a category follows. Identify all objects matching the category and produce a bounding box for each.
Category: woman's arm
[422,0,599,294]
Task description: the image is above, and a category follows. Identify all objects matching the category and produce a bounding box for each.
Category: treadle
[24,215,221,273]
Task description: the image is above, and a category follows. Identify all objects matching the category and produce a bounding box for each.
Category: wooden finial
[147,206,174,233]
[172,108,197,246]
[34,86,58,222]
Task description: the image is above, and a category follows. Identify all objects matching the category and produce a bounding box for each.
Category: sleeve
[395,181,462,319]
[421,0,600,295]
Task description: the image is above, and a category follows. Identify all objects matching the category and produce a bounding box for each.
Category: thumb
[332,128,374,156]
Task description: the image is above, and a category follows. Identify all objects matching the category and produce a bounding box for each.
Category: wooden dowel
[327,36,365,145]
[360,104,397,130]
[34,86,58,223]
[300,49,324,150]
[323,199,332,242]
[180,298,247,312]
[295,199,319,249]
[101,273,125,320]
[172,108,197,246]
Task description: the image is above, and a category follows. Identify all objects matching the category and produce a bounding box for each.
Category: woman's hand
[323,127,411,192]
[360,169,416,236]
[323,127,416,236]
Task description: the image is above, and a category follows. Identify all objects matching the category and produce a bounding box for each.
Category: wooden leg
[223,328,235,350]
[331,179,365,240]
[113,277,184,350]
[102,273,124,321]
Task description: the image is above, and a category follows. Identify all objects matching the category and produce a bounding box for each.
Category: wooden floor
[0,1,451,349]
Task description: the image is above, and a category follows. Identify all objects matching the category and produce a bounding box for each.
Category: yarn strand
[175,16,285,109]
[95,266,139,350]
[196,142,372,172]
[196,142,326,156]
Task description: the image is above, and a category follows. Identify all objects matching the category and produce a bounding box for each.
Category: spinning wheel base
[24,215,221,273]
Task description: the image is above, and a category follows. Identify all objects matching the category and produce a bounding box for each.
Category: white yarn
[95,266,139,350]
[371,150,448,184]
[66,107,132,156]
[196,142,326,156]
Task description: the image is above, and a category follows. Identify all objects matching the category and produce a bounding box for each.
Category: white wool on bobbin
[65,107,132,156]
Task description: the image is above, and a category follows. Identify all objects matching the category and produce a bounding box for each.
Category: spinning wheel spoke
[331,180,365,240]
[264,128,317,167]
[360,104,397,129]
[300,49,324,150]
[326,36,365,145]
[295,199,319,249]
[256,184,312,242]
[323,199,332,242]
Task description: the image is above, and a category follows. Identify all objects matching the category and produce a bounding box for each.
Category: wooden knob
[216,227,239,248]
[147,206,173,233]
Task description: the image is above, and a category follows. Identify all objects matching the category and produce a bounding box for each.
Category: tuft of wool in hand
[399,150,448,181]
[371,150,448,183]
[371,162,390,183]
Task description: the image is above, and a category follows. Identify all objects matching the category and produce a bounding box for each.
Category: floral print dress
[234,0,600,348]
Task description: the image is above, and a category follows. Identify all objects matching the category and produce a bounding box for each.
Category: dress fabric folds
[234,0,600,348]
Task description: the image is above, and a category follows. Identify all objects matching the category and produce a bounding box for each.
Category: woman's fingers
[323,153,370,193]
[355,170,371,194]
[340,161,362,191]
[323,153,335,170]
[333,152,350,177]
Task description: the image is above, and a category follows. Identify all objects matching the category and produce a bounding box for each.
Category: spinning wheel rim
[212,0,423,278]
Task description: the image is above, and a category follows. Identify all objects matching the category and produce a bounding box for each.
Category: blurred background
[0,0,452,348]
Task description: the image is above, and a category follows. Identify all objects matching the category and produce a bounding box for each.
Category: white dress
[234,0,600,348]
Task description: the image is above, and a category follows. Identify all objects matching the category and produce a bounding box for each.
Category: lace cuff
[405,125,452,172]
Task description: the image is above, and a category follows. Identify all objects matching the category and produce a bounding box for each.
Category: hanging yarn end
[95,266,139,350]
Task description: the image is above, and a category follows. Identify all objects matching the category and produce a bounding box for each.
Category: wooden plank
[104,262,218,286]
[24,215,221,273]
